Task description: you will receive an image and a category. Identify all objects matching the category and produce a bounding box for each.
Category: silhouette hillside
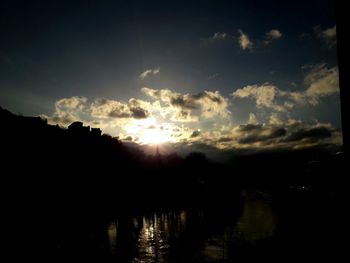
[1,105,345,214]
[1,106,346,263]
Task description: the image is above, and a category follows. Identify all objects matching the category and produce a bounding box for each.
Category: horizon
[0,0,341,158]
[1,1,347,261]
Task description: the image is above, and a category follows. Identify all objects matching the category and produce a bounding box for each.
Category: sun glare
[139,128,172,145]
[124,118,174,145]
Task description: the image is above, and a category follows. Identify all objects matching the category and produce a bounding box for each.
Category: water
[54,188,345,262]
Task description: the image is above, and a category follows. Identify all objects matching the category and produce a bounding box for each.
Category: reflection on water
[107,221,118,253]
[104,189,279,262]
[135,211,187,262]
[234,189,277,243]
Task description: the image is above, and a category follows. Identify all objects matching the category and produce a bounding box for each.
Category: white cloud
[232,64,339,110]
[232,83,289,112]
[315,25,337,48]
[304,64,339,105]
[267,29,282,39]
[264,29,282,44]
[91,99,131,118]
[55,96,87,111]
[238,29,253,50]
[139,68,160,80]
[43,68,341,151]
[212,32,231,40]
[90,98,151,119]
[268,113,283,126]
[142,87,230,122]
[248,113,258,124]
[200,32,235,47]
[45,96,88,126]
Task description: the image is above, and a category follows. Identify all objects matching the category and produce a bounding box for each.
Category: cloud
[190,129,201,138]
[208,73,219,80]
[212,32,231,40]
[139,68,160,80]
[42,76,341,155]
[44,96,88,126]
[237,125,287,144]
[232,64,339,110]
[123,136,133,141]
[91,98,150,119]
[201,32,233,45]
[197,120,341,152]
[45,111,77,126]
[91,99,131,118]
[264,29,282,44]
[248,113,258,124]
[232,83,291,112]
[315,25,337,48]
[46,95,152,133]
[268,113,283,126]
[128,98,151,119]
[303,64,339,105]
[142,87,230,122]
[283,126,332,142]
[266,29,282,39]
[56,96,87,111]
[238,29,253,50]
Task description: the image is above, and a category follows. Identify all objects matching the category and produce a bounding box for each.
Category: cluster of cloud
[43,96,153,131]
[181,120,341,154]
[47,96,87,125]
[141,87,230,122]
[43,62,340,153]
[238,29,253,50]
[139,68,160,80]
[314,25,337,48]
[212,32,231,41]
[232,64,339,111]
[204,28,282,51]
[264,29,282,45]
[44,88,231,140]
[90,98,150,119]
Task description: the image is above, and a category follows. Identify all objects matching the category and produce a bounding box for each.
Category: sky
[0,0,341,157]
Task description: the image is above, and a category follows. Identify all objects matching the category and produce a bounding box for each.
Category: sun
[139,128,172,145]
[124,118,174,145]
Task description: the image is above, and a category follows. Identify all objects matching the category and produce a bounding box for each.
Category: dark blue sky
[0,0,341,150]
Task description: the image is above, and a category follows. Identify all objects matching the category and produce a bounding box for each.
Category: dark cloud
[238,127,287,144]
[314,25,337,48]
[170,92,225,111]
[270,127,287,138]
[142,88,229,121]
[190,130,201,138]
[90,98,150,119]
[50,114,75,125]
[170,96,198,110]
[234,122,338,147]
[238,124,263,132]
[284,126,332,142]
[108,108,130,118]
[205,92,224,104]
[218,137,233,142]
[130,106,149,119]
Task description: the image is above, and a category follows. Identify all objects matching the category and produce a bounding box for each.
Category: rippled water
[105,189,278,262]
[55,188,344,262]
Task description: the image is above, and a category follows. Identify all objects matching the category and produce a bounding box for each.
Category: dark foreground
[1,107,347,262]
[4,186,346,263]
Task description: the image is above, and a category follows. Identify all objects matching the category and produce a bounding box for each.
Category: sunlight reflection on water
[106,190,278,262]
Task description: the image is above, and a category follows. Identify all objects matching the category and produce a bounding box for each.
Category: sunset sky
[0,0,341,156]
